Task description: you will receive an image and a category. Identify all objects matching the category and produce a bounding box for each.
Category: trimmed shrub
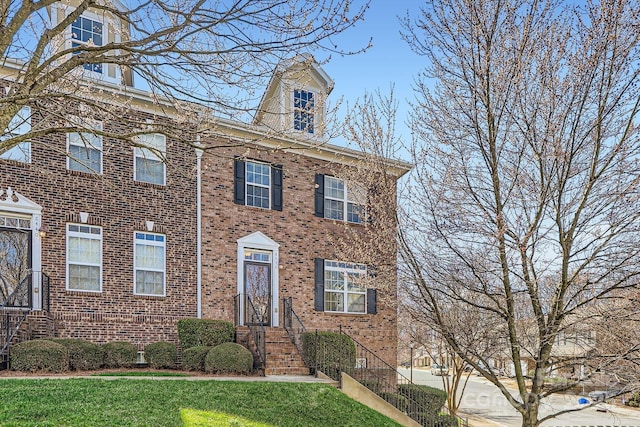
[182,346,210,372]
[380,392,408,412]
[102,341,137,368]
[435,414,460,427]
[360,379,382,394]
[49,338,104,371]
[177,319,235,350]
[204,342,253,374]
[301,331,356,381]
[144,342,177,369]
[10,339,69,373]
[398,383,447,418]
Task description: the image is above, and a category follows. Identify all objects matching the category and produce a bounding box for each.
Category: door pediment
[0,187,42,215]
[237,231,279,249]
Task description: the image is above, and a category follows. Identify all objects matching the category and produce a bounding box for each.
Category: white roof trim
[237,231,279,249]
[0,187,42,215]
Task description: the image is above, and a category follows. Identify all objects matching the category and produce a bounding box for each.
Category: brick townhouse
[0,2,410,369]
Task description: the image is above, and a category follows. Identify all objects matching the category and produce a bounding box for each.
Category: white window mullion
[66,224,102,292]
[134,232,166,296]
[1,106,32,163]
[134,134,166,185]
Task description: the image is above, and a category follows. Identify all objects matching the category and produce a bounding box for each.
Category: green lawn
[0,379,402,426]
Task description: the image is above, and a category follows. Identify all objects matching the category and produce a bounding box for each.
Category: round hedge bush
[182,346,210,372]
[177,319,235,349]
[48,338,104,371]
[10,339,69,373]
[204,342,253,374]
[102,341,137,368]
[144,341,177,369]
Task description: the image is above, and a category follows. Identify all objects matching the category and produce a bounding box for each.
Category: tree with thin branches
[399,0,640,425]
[0,0,369,158]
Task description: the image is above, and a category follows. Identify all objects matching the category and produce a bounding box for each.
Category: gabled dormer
[48,0,133,86]
[254,54,334,138]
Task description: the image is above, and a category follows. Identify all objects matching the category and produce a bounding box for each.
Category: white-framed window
[71,15,104,73]
[293,89,315,134]
[67,120,103,173]
[324,260,367,313]
[66,224,102,292]
[246,161,271,209]
[134,232,166,296]
[324,176,365,224]
[134,134,166,185]
[0,106,31,163]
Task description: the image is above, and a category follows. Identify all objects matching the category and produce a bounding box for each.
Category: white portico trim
[0,187,44,310]
[236,231,280,327]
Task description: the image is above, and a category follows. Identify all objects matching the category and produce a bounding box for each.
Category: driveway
[397,367,640,427]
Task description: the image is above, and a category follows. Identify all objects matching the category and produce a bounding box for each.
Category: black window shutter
[367,289,377,314]
[233,158,245,205]
[271,165,283,211]
[314,258,325,311]
[314,174,324,217]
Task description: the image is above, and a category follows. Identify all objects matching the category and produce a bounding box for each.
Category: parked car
[588,390,620,402]
[431,364,449,376]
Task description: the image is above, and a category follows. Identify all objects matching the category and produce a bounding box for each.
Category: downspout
[195,146,203,318]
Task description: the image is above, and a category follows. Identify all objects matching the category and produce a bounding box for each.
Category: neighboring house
[0,3,409,370]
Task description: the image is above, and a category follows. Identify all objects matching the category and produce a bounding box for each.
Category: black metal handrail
[0,271,49,311]
[1,274,32,308]
[234,293,266,371]
[310,327,468,427]
[1,309,30,363]
[282,297,306,360]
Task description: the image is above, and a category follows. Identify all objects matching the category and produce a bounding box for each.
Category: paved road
[397,367,640,426]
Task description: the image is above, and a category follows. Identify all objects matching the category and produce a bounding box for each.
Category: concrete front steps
[236,326,310,376]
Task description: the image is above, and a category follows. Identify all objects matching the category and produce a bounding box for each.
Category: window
[135,134,166,185]
[66,224,102,292]
[67,121,102,173]
[246,161,271,208]
[134,232,166,296]
[323,260,367,313]
[234,158,283,211]
[315,175,365,224]
[71,15,103,73]
[314,258,377,315]
[0,106,31,163]
[293,89,315,134]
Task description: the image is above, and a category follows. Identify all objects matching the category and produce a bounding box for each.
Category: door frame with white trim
[0,187,44,310]
[237,232,279,327]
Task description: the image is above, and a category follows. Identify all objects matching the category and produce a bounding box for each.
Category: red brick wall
[200,142,398,365]
[1,109,398,363]
[0,109,198,347]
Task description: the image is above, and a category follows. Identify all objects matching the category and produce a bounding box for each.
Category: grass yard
[0,379,402,426]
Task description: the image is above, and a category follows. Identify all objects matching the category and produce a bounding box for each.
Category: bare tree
[399,0,640,426]
[0,0,370,157]
[401,295,476,417]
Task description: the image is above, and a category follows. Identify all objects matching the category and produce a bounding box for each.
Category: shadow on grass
[181,408,275,427]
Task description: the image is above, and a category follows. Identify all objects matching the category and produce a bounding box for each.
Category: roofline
[207,116,412,177]
[0,63,411,177]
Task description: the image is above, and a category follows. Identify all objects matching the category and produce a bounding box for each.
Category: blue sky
[322,1,424,154]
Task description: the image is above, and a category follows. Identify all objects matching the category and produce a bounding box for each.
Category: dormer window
[71,15,104,73]
[293,89,315,134]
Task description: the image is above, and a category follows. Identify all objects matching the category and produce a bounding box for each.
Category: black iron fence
[0,271,50,367]
[0,271,50,311]
[0,309,29,362]
[233,293,266,371]
[307,326,468,427]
